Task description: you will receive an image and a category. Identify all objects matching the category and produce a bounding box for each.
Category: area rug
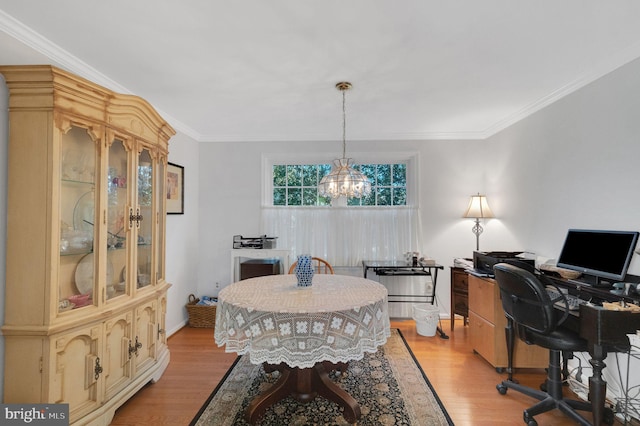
[190,329,454,425]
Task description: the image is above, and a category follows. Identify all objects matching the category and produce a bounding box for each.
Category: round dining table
[214,273,391,424]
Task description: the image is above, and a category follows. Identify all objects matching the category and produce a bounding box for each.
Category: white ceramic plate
[73,191,95,232]
[75,253,113,296]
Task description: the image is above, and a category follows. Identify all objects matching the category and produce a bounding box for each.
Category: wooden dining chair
[288,257,334,274]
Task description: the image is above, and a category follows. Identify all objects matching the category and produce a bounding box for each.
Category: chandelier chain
[342,88,347,159]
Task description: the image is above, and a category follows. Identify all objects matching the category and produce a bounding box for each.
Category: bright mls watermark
[1,404,68,425]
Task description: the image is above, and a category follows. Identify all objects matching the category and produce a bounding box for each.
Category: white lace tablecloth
[214,274,390,368]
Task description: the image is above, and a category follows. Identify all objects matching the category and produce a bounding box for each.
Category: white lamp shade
[463,194,495,219]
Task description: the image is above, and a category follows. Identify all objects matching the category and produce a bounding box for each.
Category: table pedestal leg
[323,360,349,374]
[245,362,361,425]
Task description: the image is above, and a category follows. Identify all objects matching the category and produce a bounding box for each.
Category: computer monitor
[557,229,639,286]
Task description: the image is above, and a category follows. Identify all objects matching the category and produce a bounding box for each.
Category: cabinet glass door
[107,139,129,300]
[59,126,97,312]
[156,160,165,283]
[137,149,153,289]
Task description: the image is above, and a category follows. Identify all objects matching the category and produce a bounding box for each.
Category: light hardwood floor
[110,318,596,425]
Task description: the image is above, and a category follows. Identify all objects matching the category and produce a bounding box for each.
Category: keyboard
[545,286,586,311]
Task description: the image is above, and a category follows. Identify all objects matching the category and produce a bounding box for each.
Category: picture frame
[167,162,184,214]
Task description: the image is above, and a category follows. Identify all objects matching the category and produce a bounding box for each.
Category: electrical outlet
[215,282,219,289]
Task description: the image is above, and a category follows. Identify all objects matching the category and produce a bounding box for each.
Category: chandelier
[318,82,372,199]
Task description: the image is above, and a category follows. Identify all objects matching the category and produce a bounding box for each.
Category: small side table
[450,266,469,331]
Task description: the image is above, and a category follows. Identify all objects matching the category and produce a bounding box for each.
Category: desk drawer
[452,271,468,293]
[469,311,496,364]
[453,293,468,316]
[469,275,495,322]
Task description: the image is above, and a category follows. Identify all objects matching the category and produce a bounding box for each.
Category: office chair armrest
[538,273,570,326]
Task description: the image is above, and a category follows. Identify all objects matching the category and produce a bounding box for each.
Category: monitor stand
[568,274,612,288]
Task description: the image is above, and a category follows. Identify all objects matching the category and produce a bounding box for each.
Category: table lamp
[463,193,495,251]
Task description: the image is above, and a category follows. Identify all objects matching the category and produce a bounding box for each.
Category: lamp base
[471,218,483,251]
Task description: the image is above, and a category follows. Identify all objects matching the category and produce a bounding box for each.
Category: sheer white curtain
[261,206,423,266]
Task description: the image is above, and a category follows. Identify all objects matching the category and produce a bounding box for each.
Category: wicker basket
[186,294,217,328]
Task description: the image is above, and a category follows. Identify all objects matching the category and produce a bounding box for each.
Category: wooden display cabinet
[1,65,175,425]
[468,274,548,370]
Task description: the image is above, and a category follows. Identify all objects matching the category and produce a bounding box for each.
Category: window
[272,163,407,206]
[273,164,332,206]
[263,153,419,266]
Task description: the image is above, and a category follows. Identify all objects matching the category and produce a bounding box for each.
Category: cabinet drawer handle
[94,357,103,380]
[128,337,142,358]
[129,208,143,228]
[129,336,143,357]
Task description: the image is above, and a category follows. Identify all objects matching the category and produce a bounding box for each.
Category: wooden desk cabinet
[468,275,548,370]
[450,267,469,331]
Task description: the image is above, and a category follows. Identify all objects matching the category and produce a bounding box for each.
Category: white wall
[487,56,640,275]
[196,140,272,292]
[165,132,201,335]
[197,138,507,312]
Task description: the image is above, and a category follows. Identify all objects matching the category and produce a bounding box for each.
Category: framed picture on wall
[167,162,184,214]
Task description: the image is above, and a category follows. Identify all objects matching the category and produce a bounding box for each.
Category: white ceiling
[1,1,640,143]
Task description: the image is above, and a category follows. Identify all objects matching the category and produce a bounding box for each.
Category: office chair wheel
[496,383,508,395]
[523,411,537,426]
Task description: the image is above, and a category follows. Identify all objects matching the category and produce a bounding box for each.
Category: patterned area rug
[191,329,453,425]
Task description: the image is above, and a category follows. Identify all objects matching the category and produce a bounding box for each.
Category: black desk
[537,276,640,425]
[576,305,640,425]
[362,260,447,339]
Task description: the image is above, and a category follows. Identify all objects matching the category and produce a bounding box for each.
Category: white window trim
[262,151,419,207]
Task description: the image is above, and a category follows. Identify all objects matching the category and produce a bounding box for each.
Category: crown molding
[0,10,129,94]
[483,39,640,138]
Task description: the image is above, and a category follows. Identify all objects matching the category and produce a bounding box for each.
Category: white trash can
[412,304,440,337]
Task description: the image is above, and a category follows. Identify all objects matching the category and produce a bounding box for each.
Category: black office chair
[493,263,596,426]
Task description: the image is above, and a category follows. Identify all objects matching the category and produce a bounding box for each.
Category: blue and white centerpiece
[295,255,314,287]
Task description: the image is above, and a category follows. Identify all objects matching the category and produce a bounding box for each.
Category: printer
[470,251,535,277]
